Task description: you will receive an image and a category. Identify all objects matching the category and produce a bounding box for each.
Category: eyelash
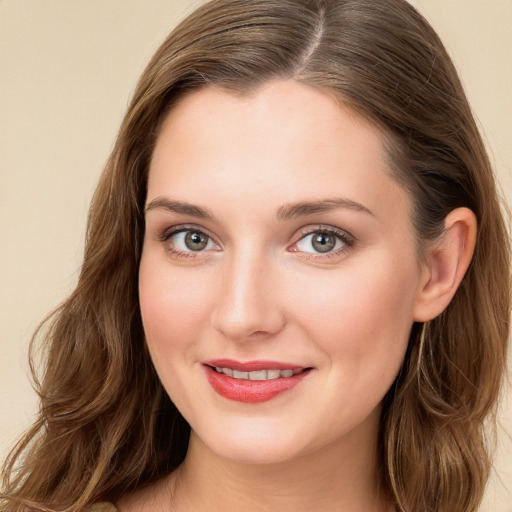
[158,224,218,260]
[291,225,355,260]
[158,224,355,260]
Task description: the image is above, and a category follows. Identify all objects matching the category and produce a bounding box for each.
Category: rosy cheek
[290,260,414,355]
[139,261,212,346]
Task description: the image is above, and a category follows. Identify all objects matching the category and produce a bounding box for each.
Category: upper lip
[203,359,310,372]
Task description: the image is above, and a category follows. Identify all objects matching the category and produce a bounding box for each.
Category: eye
[164,228,220,253]
[292,228,352,255]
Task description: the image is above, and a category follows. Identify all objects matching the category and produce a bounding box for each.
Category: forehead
[148,80,412,226]
[153,81,382,166]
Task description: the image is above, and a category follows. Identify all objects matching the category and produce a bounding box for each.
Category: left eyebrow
[276,198,374,220]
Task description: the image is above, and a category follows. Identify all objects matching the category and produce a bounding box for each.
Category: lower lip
[205,366,310,403]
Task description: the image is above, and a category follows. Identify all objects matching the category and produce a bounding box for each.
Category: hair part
[2,1,509,511]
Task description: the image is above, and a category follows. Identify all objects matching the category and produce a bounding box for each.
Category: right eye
[165,229,220,253]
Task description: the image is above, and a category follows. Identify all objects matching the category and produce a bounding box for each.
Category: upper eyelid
[293,224,355,242]
[160,223,216,241]
[158,223,352,236]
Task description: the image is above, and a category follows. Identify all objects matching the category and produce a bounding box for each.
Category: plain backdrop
[1,1,511,510]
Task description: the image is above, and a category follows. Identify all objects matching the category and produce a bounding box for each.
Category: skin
[121,80,476,512]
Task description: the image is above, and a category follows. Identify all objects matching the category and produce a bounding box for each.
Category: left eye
[169,230,218,252]
[295,230,346,254]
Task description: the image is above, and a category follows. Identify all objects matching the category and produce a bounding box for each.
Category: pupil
[185,231,208,251]
[312,232,335,253]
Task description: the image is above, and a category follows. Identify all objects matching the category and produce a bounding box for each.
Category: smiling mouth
[210,366,307,381]
[204,362,312,403]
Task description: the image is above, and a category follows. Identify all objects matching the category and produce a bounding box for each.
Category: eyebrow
[145,197,214,219]
[144,196,374,220]
[276,198,374,220]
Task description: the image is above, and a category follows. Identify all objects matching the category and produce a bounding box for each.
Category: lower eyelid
[165,247,199,259]
[298,250,348,262]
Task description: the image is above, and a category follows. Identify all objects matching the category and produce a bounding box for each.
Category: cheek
[289,257,417,372]
[139,255,214,347]
[138,254,215,407]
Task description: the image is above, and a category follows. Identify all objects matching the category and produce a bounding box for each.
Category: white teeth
[216,366,233,377]
[249,370,267,381]
[214,367,306,380]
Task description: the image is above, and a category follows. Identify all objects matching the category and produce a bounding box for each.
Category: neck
[170,418,392,512]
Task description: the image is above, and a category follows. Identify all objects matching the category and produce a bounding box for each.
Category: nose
[211,251,286,341]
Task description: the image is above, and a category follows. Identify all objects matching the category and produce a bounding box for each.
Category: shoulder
[87,503,119,512]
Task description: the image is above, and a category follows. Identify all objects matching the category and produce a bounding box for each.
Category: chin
[195,420,312,466]
[213,442,302,466]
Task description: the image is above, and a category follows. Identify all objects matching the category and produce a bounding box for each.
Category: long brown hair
[2,1,509,511]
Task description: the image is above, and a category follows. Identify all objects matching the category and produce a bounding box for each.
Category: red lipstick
[203,359,311,403]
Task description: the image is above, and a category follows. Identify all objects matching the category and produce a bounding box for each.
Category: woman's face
[139,80,428,465]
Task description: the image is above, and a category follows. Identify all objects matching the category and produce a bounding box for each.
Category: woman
[1,0,509,511]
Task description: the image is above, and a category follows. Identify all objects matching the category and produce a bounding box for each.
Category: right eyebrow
[144,197,214,219]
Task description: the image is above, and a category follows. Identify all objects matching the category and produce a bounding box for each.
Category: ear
[413,207,477,322]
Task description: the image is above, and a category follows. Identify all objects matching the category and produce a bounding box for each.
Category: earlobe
[413,207,477,322]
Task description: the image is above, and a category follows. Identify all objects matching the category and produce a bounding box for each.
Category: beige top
[88,503,119,512]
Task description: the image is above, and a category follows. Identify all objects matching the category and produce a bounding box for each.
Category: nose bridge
[212,245,285,340]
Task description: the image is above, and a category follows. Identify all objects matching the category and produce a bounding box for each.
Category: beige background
[0,0,510,509]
